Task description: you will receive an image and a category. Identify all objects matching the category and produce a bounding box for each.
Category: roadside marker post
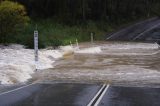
[76,39,79,49]
[34,30,38,71]
[91,32,94,45]
[70,41,73,47]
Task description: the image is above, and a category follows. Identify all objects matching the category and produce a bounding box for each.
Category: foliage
[0,1,29,44]
[15,19,107,48]
[151,2,160,16]
[15,0,160,25]
[2,0,160,48]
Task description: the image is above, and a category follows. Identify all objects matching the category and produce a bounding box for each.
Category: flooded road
[32,41,160,87]
[1,41,160,106]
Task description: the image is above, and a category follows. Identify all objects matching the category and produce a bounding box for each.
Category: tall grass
[15,19,110,48]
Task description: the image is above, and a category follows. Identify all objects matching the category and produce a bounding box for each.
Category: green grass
[15,19,110,48]
[12,16,154,49]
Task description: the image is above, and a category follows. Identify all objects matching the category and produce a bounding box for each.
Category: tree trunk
[102,0,107,20]
[82,0,86,22]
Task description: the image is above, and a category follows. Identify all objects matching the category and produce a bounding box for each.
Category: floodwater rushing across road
[33,41,160,87]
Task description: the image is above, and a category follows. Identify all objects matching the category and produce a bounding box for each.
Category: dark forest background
[1,0,160,48]
[13,0,160,24]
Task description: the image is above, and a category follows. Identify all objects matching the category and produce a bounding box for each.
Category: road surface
[1,83,160,106]
[0,83,101,106]
[107,17,160,41]
[99,86,160,106]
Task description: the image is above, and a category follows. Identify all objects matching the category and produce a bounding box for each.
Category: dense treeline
[11,0,160,25]
[1,0,160,48]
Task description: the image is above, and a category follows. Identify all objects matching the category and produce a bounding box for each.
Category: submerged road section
[0,83,160,106]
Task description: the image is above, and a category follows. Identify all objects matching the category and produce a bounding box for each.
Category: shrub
[0,1,29,44]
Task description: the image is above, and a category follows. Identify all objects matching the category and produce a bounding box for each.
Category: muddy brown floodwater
[32,41,160,87]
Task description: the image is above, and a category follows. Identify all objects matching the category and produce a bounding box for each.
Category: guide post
[76,39,79,49]
[34,30,38,70]
[91,32,94,45]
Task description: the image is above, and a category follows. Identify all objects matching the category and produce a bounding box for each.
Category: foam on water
[101,42,159,50]
[0,45,102,84]
[75,42,159,55]
[75,47,102,54]
[60,46,74,56]
[0,42,159,85]
[0,44,63,84]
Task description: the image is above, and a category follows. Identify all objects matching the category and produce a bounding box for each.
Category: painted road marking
[87,84,110,106]
[94,84,110,106]
[106,18,158,40]
[133,23,160,40]
[0,83,36,96]
[87,84,106,106]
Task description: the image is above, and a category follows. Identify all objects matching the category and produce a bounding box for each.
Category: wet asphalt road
[99,86,160,106]
[1,83,160,106]
[0,83,101,106]
[107,17,160,41]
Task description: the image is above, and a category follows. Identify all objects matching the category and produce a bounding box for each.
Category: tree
[82,0,86,21]
[0,1,29,44]
[13,0,160,24]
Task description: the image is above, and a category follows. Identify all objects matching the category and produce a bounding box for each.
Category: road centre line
[94,84,110,106]
[87,84,110,106]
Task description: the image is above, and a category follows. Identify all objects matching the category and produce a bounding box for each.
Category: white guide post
[91,32,94,45]
[34,30,38,70]
[70,41,73,47]
[76,39,79,49]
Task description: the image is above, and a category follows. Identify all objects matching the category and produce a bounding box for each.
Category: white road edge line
[0,83,37,96]
[133,23,160,41]
[87,84,106,106]
[106,18,157,40]
[94,84,110,106]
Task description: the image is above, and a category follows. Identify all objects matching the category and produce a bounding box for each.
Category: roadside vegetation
[0,1,29,44]
[1,0,160,48]
[15,19,110,48]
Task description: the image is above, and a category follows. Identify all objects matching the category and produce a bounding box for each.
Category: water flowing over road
[33,41,160,87]
[1,17,160,105]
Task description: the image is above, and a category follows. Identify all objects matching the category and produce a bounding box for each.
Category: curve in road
[107,17,160,41]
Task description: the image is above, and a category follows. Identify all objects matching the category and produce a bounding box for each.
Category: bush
[0,1,29,44]
[15,19,107,48]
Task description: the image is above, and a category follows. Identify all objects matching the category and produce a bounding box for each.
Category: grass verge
[15,19,110,48]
